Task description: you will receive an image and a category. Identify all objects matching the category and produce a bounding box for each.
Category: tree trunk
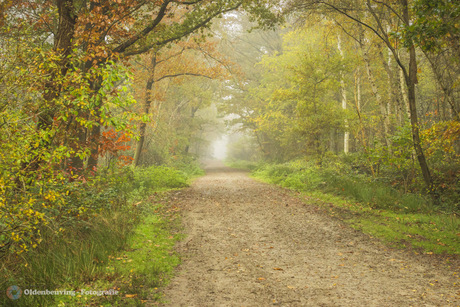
[87,124,101,171]
[379,46,396,139]
[39,0,76,128]
[400,0,434,190]
[76,69,103,171]
[26,0,76,175]
[405,48,433,189]
[134,52,158,166]
[361,44,391,150]
[399,67,411,120]
[133,79,155,166]
[69,127,87,171]
[354,66,376,176]
[337,35,349,154]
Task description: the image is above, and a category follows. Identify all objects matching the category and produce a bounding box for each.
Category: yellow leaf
[125,294,137,298]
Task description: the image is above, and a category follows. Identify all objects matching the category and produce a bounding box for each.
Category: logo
[6,285,22,300]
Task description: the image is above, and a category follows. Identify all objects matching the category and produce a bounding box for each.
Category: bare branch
[154,72,212,82]
[317,1,387,43]
[124,3,242,57]
[370,0,404,23]
[113,0,172,54]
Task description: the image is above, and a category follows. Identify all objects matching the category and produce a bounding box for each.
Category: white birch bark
[337,35,349,154]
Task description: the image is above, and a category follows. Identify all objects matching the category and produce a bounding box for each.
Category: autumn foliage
[0,0,278,256]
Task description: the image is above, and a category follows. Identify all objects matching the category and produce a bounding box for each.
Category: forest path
[156,161,458,306]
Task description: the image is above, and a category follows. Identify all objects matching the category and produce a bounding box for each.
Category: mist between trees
[224,0,460,212]
[0,0,458,301]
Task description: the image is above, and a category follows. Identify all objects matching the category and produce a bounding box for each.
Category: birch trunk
[354,66,375,176]
[337,35,349,154]
[361,45,391,150]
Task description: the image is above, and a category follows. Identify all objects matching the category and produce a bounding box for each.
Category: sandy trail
[156,161,458,306]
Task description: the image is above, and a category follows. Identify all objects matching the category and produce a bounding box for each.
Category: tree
[132,38,232,166]
[235,22,347,161]
[286,0,435,190]
[404,0,460,120]
[2,0,281,173]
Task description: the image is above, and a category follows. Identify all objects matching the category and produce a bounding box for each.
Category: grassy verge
[224,159,260,171]
[53,198,183,306]
[2,162,202,306]
[244,160,459,255]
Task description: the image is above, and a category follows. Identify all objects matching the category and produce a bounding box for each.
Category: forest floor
[152,161,459,306]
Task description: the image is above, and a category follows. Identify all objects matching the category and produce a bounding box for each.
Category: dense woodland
[223,0,460,208]
[0,0,459,305]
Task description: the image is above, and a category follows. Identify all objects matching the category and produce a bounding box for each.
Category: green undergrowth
[2,162,200,307]
[54,201,183,306]
[299,191,459,255]
[225,159,260,171]
[243,160,459,255]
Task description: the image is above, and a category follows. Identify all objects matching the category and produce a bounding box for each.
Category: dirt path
[157,161,458,306]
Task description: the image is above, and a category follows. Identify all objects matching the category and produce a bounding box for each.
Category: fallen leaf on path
[273,267,283,271]
[287,285,295,289]
[258,277,266,280]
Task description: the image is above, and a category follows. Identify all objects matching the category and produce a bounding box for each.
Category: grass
[1,162,201,306]
[224,159,260,171]
[53,200,183,306]
[1,208,136,307]
[300,191,459,255]
[246,160,459,256]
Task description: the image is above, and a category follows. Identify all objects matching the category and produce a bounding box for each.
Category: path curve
[157,161,458,306]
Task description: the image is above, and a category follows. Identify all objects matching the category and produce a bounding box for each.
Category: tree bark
[378,46,396,137]
[133,79,154,166]
[337,34,349,154]
[39,0,76,129]
[26,0,76,175]
[354,66,376,176]
[361,44,391,150]
[134,53,158,166]
[399,66,411,120]
[400,0,433,190]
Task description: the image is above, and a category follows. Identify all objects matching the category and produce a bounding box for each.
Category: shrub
[0,161,202,306]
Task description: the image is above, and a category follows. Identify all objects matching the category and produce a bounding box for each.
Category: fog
[212,135,229,160]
